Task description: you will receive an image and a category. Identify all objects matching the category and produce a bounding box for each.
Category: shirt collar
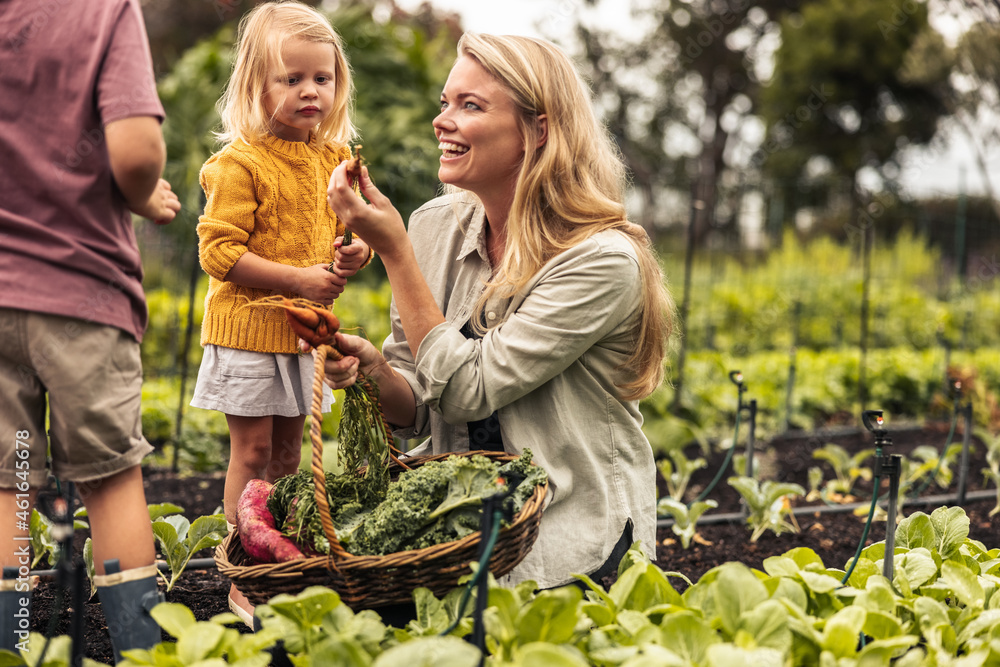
[457,200,489,263]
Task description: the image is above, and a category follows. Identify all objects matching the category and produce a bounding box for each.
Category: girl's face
[433,56,525,205]
[263,37,338,142]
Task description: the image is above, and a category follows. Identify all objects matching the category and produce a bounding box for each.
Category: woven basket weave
[214,345,546,610]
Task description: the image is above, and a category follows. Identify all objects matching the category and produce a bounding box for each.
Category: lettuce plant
[656,498,718,548]
[151,513,227,592]
[656,449,708,502]
[979,428,1000,516]
[812,442,874,501]
[728,476,805,542]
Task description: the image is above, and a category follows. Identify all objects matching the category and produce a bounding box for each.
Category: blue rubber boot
[1,566,31,654]
[94,560,164,664]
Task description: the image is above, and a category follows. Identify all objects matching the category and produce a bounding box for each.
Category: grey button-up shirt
[383,193,657,589]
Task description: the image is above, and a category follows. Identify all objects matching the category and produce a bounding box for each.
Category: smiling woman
[324,33,677,591]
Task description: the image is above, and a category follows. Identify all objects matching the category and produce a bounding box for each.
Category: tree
[932,4,1000,221]
[570,0,804,415]
[573,0,804,246]
[757,0,950,410]
[757,0,949,227]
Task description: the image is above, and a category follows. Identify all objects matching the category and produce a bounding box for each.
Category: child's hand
[131,178,181,224]
[293,264,347,305]
[330,236,369,278]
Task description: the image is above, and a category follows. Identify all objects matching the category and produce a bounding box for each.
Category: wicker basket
[214,345,547,610]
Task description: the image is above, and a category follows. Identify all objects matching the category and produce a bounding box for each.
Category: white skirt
[191,344,333,417]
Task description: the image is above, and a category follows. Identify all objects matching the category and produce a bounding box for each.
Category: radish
[236,478,306,563]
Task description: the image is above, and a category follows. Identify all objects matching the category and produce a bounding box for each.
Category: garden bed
[26,421,997,665]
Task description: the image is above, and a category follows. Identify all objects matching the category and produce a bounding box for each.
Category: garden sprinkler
[440,471,523,665]
[842,410,901,586]
[695,371,755,505]
[911,377,965,499]
[863,410,901,582]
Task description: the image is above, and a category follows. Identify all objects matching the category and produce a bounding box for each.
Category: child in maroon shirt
[0,0,180,660]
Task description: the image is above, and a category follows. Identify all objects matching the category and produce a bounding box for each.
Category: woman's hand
[303,331,418,429]
[301,332,380,390]
[327,164,407,260]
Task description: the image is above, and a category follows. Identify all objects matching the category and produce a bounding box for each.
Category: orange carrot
[280,297,339,348]
[246,296,340,348]
[345,144,363,187]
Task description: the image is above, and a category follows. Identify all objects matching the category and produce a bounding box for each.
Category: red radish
[236,478,306,563]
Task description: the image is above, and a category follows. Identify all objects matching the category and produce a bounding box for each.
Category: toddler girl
[191,0,369,625]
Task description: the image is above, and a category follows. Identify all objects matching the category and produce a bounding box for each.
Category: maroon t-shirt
[0,0,165,341]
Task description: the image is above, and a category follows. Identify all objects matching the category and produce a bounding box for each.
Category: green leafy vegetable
[151,513,227,591]
[269,450,546,557]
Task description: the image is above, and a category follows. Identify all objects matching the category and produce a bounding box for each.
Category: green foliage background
[133,3,1000,472]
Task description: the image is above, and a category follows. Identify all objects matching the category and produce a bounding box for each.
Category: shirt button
[486,311,497,320]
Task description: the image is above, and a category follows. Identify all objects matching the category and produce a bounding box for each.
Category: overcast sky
[391,0,999,200]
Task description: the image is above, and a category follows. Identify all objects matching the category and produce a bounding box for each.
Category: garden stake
[439,472,521,654]
[740,399,758,520]
[695,371,746,505]
[782,300,801,433]
[35,481,85,667]
[956,400,974,505]
[879,454,901,582]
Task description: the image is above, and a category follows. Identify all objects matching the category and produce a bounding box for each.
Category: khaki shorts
[0,308,153,488]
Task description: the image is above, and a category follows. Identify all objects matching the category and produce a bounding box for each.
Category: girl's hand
[331,236,369,278]
[294,263,346,305]
[327,165,406,259]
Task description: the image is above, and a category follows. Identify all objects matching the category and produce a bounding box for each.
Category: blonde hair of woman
[457,33,675,400]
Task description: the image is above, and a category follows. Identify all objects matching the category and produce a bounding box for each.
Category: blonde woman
[190,1,370,625]
[325,33,674,590]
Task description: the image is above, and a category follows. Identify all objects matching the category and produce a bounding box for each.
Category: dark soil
[27,421,999,665]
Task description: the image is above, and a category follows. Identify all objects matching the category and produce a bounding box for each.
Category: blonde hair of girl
[216,1,355,146]
[457,33,676,401]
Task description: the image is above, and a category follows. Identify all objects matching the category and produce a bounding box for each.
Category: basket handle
[310,345,351,559]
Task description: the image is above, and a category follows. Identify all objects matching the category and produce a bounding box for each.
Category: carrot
[345,144,363,187]
[247,296,340,348]
[236,478,306,563]
[283,300,339,348]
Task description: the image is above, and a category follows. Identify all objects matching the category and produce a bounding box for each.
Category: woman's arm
[327,163,444,357]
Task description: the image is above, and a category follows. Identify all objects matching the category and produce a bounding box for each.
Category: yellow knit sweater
[197,135,352,353]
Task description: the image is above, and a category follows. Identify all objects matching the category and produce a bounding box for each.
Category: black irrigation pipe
[657,488,998,529]
[29,558,219,581]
